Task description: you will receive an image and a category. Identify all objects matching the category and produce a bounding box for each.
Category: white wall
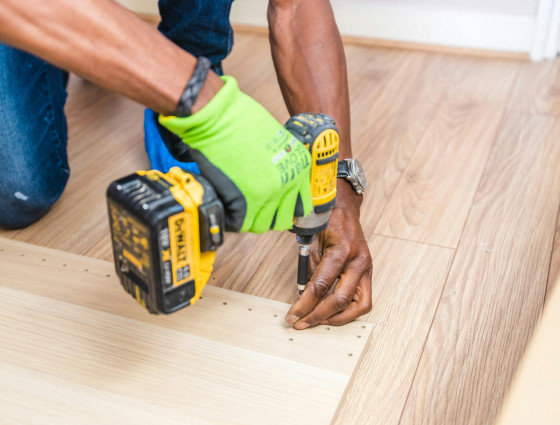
[360,0,538,15]
[230,0,537,53]
[117,0,551,57]
[116,0,540,17]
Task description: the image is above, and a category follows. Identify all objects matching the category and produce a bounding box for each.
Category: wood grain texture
[399,112,560,425]
[508,59,560,116]
[347,49,440,238]
[0,237,371,425]
[374,57,520,248]
[373,105,503,248]
[495,282,560,425]
[332,235,455,425]
[1,32,560,425]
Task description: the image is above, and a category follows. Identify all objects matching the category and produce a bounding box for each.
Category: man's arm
[0,0,223,115]
[0,0,314,234]
[268,0,373,328]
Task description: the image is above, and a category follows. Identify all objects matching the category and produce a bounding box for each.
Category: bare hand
[286,182,372,329]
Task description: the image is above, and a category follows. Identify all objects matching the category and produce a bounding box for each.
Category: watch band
[174,56,212,117]
[337,159,366,195]
[337,159,350,179]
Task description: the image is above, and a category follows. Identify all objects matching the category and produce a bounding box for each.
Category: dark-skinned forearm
[267,0,352,159]
[0,0,222,115]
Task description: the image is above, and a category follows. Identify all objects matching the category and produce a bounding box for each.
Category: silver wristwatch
[337,158,368,195]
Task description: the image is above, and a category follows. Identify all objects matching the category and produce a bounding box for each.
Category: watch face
[349,159,368,191]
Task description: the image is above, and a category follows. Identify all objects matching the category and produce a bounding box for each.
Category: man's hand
[286,181,372,329]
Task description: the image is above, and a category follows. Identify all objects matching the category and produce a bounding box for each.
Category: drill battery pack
[107,168,224,314]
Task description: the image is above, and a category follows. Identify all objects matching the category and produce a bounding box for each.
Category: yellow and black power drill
[106,113,339,314]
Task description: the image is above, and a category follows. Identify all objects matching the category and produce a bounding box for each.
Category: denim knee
[0,169,69,229]
[0,44,69,229]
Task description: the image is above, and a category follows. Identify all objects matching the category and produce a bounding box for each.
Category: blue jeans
[0,0,234,228]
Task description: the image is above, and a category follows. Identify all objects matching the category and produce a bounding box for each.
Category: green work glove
[159,76,312,233]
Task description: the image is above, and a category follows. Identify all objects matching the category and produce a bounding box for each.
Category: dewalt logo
[169,213,192,286]
[174,217,187,264]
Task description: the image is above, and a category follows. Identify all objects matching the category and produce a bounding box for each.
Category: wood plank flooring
[399,113,560,425]
[2,31,560,424]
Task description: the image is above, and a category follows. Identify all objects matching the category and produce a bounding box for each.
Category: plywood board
[0,237,371,425]
[399,112,560,425]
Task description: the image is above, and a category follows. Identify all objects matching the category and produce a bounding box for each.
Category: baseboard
[232,24,528,61]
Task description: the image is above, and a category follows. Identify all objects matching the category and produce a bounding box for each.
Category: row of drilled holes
[1,249,112,277]
[2,247,366,356]
[215,297,366,355]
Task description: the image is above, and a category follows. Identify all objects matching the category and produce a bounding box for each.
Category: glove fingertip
[272,216,294,232]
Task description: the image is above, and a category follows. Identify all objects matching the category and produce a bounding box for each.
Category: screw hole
[248,308,252,311]
[348,353,353,357]
[325,327,330,330]
[20,254,25,257]
[273,314,277,318]
[41,259,46,262]
[106,274,111,278]
[361,325,366,329]
[84,269,89,272]
[199,296,203,299]
[289,338,294,342]
[62,264,67,267]
[222,302,227,305]
[357,335,361,338]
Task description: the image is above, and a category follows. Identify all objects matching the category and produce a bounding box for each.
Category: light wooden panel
[399,112,560,425]
[508,60,560,116]
[0,237,371,425]
[495,282,560,425]
[332,235,455,425]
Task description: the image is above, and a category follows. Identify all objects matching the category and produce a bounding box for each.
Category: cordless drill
[107,113,339,314]
[285,114,339,295]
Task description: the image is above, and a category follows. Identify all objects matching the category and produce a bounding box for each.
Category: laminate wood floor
[2,32,560,425]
